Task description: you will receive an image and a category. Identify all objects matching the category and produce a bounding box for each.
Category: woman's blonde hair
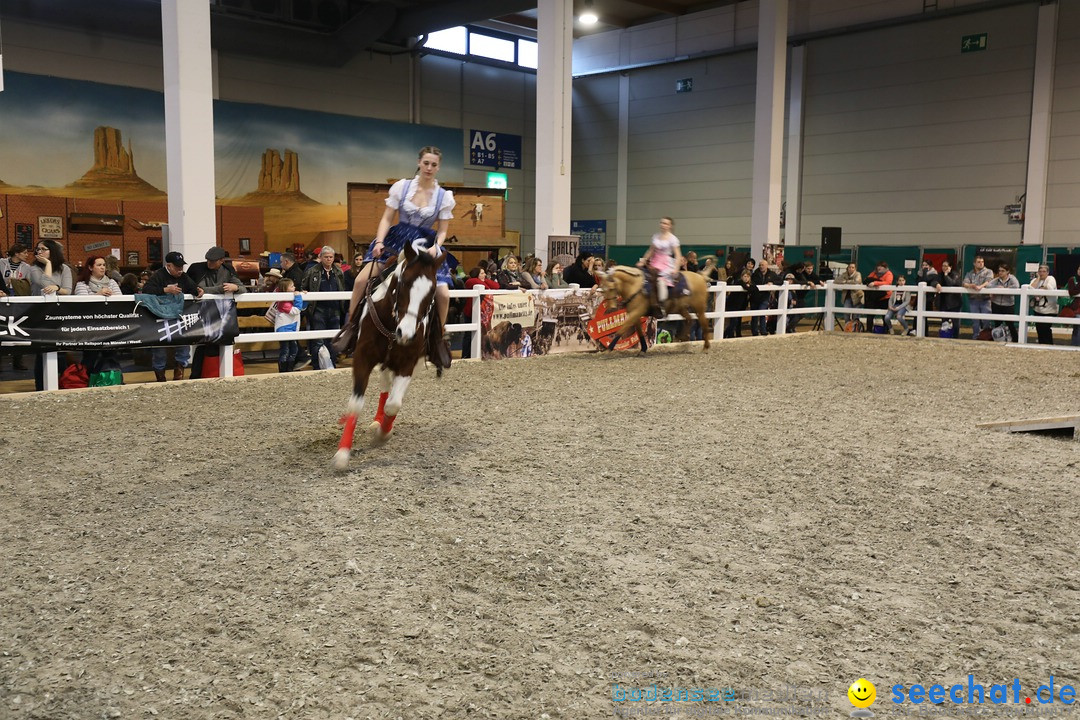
[418,146,442,162]
[501,255,519,270]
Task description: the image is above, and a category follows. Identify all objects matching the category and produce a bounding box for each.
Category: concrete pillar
[616,73,629,246]
[161,0,217,262]
[784,44,806,250]
[534,0,574,263]
[750,0,788,262]
[1022,2,1058,246]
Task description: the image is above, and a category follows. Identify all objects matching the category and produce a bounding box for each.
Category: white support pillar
[1022,1,1058,246]
[616,73,630,245]
[161,0,217,261]
[534,0,574,260]
[784,44,805,249]
[750,0,788,262]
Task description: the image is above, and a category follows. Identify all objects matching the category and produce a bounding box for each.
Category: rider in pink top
[638,216,684,310]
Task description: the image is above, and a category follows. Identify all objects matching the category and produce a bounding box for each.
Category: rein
[365,271,398,343]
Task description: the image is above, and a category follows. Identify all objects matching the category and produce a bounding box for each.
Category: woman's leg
[435,284,450,328]
[349,260,383,317]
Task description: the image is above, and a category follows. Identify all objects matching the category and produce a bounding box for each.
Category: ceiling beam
[494,13,537,30]
[621,0,687,16]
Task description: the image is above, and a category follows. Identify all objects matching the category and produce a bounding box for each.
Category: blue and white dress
[364,176,456,286]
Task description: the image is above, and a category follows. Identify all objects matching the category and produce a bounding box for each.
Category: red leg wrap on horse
[338,414,358,451]
[379,412,396,435]
[373,392,390,423]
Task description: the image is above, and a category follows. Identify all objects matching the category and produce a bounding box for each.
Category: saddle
[642,270,688,318]
[330,261,397,357]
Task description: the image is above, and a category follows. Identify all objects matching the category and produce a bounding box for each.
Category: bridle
[364,259,436,344]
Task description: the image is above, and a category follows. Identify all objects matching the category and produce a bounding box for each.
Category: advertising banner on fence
[586,303,651,351]
[0,298,240,350]
[479,288,655,360]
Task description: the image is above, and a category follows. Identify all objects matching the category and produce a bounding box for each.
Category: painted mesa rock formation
[67,126,165,197]
[230,149,319,206]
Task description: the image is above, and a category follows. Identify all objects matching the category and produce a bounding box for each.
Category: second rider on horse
[637,216,684,318]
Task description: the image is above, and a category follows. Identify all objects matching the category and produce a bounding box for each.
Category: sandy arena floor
[1,333,1078,720]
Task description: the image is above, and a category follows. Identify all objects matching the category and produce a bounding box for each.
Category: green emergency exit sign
[961,33,988,53]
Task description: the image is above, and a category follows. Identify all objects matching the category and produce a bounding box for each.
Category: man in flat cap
[189,246,245,296]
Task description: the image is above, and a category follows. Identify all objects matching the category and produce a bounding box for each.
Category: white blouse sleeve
[439,189,456,221]
[385,178,409,211]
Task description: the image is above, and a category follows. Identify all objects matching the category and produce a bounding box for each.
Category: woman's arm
[371,206,398,255]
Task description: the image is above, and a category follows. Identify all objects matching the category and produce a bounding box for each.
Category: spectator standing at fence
[917,260,940,312]
[271,278,302,373]
[698,257,718,283]
[119,273,139,296]
[1065,265,1080,346]
[935,260,963,333]
[280,252,305,290]
[190,247,246,296]
[724,269,754,339]
[836,263,864,323]
[864,261,894,333]
[685,251,699,273]
[25,240,73,297]
[883,275,913,335]
[562,252,595,288]
[520,257,548,291]
[104,255,124,284]
[301,245,346,370]
[462,267,500,359]
[23,240,74,390]
[1,244,30,287]
[963,255,994,339]
[142,251,202,382]
[987,264,1019,341]
[750,259,779,336]
[497,255,525,290]
[546,260,568,289]
[1027,264,1057,345]
[261,268,283,292]
[74,256,122,297]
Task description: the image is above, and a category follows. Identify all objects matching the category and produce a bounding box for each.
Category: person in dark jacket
[750,259,780,336]
[934,259,962,336]
[279,252,310,369]
[142,251,203,381]
[300,245,347,369]
[562,252,596,288]
[725,269,755,338]
[187,247,246,295]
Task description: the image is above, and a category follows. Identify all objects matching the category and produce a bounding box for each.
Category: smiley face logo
[848,678,876,710]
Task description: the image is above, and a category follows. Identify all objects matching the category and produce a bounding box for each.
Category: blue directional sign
[468,129,522,169]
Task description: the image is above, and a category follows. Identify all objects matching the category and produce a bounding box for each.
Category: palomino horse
[599,266,711,352]
[333,241,439,471]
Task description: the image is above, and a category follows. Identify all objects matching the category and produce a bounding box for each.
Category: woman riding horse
[334,240,441,471]
[600,265,711,353]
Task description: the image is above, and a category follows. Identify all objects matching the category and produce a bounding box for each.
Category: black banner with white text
[0,299,239,350]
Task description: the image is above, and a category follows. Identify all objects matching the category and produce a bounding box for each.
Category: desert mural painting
[0,70,463,259]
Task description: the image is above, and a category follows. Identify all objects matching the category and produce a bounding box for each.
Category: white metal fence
[3,280,1078,392]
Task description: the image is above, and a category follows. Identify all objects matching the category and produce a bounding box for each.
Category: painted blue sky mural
[0,70,464,204]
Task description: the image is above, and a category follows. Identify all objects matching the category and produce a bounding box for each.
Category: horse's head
[392,240,439,344]
[600,267,641,311]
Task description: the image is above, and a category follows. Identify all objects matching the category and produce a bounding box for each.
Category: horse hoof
[368,421,393,445]
[331,448,351,472]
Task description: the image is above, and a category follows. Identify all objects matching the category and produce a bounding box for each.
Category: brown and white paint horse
[333,241,439,471]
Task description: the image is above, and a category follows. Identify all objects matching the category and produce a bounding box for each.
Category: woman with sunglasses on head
[25,240,73,297]
[24,239,74,389]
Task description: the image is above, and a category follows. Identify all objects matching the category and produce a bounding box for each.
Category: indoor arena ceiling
[0,0,738,65]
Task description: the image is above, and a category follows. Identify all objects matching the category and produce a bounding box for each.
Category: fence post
[1018,285,1030,345]
[471,286,483,359]
[715,283,727,340]
[44,351,59,391]
[777,285,790,336]
[915,282,927,338]
[824,280,836,331]
[219,344,235,377]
